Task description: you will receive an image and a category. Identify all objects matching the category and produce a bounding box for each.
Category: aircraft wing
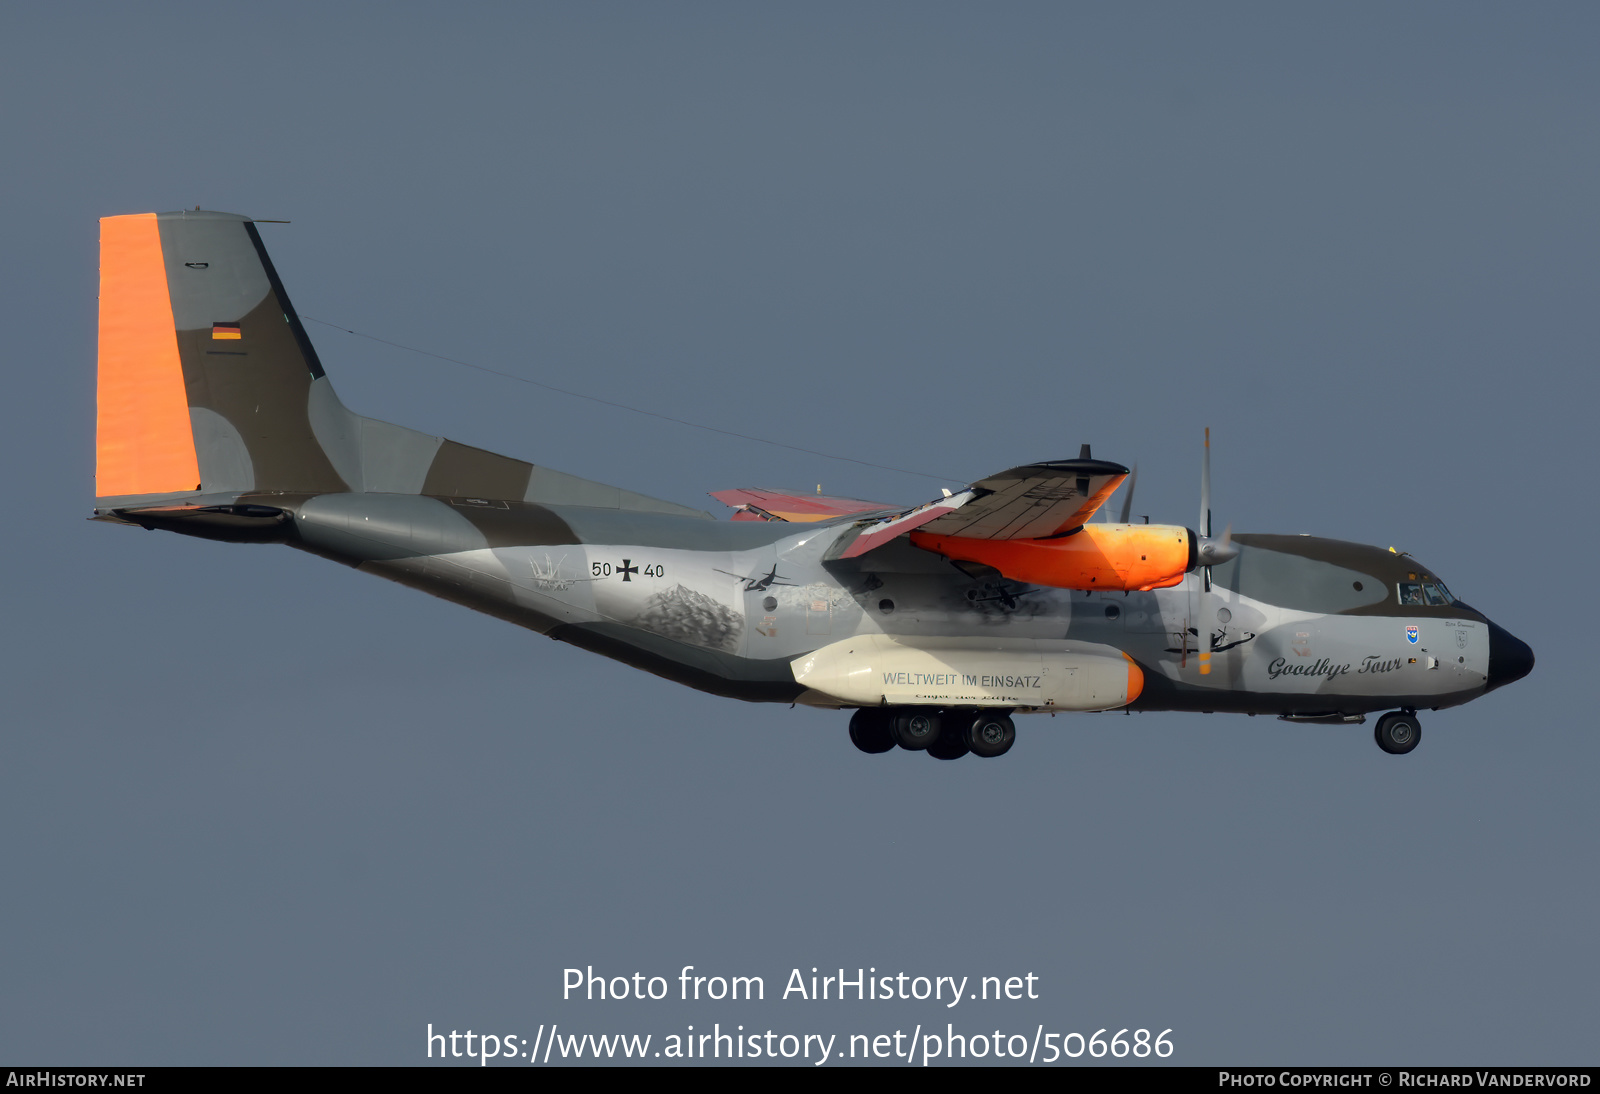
[709,487,897,523]
[915,458,1129,540]
[834,456,1129,558]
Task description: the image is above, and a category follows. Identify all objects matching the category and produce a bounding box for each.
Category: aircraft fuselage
[173,489,1532,720]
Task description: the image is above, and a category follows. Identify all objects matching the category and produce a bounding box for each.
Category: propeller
[1195,427,1237,589]
[1191,428,1239,675]
[1095,462,1139,524]
[1117,464,1139,524]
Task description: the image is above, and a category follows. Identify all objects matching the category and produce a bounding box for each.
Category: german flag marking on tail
[96,213,200,497]
[211,322,242,340]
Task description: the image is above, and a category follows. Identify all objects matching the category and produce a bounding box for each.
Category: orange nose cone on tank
[1123,653,1145,705]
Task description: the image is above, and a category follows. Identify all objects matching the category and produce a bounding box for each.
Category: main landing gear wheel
[1374,711,1422,755]
[848,709,895,755]
[891,710,942,751]
[967,713,1016,758]
[925,720,971,761]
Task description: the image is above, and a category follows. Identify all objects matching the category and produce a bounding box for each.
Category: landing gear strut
[1374,711,1421,755]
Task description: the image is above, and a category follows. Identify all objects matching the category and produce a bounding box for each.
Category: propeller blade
[1118,464,1138,524]
[1199,427,1212,539]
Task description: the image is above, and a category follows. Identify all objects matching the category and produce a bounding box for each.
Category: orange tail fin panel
[96,214,199,497]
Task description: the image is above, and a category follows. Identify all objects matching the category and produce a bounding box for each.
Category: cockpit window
[1399,581,1455,606]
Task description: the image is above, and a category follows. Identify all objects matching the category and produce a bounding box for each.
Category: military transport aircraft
[92,210,1534,759]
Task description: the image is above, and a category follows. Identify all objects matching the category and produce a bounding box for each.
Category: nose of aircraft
[1486,620,1534,692]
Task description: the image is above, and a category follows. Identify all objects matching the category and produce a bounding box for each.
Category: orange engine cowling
[911,523,1194,592]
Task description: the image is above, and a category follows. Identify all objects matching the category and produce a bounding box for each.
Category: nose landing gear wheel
[1375,711,1421,755]
[848,709,895,754]
[967,713,1016,758]
[891,710,942,751]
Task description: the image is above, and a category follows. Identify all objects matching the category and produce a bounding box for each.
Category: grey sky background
[1,2,1594,1065]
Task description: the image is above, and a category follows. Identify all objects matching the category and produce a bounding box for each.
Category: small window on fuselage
[1398,583,1424,605]
[1422,583,1450,606]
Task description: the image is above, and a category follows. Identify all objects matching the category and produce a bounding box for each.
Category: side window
[1422,583,1449,606]
[1398,583,1423,605]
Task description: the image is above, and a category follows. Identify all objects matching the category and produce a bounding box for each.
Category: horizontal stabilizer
[96,502,291,543]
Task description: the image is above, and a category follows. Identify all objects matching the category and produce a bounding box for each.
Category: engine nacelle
[911,523,1193,592]
[791,635,1144,711]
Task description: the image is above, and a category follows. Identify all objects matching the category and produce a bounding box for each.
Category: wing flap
[709,487,896,523]
[836,490,977,558]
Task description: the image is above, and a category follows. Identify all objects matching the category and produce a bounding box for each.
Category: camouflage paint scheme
[94,211,1534,735]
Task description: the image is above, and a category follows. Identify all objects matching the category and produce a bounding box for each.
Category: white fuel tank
[791,634,1144,711]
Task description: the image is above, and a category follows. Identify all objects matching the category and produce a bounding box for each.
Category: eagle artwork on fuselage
[90,210,1535,759]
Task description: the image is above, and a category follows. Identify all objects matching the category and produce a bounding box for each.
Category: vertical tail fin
[96,209,350,501]
[94,209,709,519]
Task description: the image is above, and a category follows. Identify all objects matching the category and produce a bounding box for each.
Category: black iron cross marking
[618,559,639,582]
